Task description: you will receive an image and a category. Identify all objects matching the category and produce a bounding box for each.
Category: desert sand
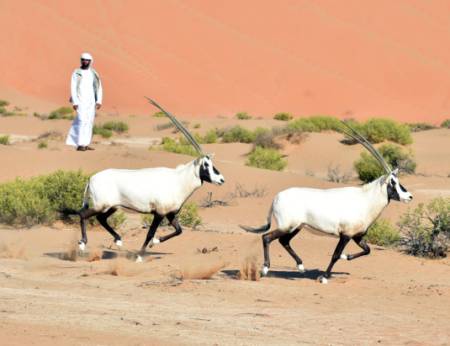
[1,1,450,344]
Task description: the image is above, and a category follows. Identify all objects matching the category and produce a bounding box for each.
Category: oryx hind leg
[79,207,100,251]
[262,229,286,276]
[343,235,371,261]
[320,234,351,284]
[96,207,122,247]
[279,228,304,272]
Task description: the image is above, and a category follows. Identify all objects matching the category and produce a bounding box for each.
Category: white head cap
[80,52,93,61]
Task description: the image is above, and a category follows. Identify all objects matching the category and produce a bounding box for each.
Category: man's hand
[96,103,102,110]
[73,105,78,111]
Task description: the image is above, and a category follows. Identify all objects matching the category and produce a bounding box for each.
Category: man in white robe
[66,52,103,151]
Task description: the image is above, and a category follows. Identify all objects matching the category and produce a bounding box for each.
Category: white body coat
[272,178,389,237]
[87,161,202,216]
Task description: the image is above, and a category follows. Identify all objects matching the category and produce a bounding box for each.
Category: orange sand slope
[1,0,450,121]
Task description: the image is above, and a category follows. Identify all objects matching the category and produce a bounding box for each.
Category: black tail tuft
[239,223,271,234]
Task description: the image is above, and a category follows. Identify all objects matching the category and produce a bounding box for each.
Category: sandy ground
[0,113,449,345]
[2,1,450,121]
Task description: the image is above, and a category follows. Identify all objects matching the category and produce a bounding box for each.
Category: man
[66,52,102,151]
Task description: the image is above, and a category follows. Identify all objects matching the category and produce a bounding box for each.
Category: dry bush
[37,131,63,141]
[230,183,267,199]
[327,164,352,183]
[200,192,230,208]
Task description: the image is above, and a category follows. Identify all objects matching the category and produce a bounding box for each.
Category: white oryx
[67,99,225,260]
[241,122,413,283]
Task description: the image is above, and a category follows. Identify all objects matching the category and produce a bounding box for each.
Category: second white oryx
[69,98,225,260]
[240,122,413,283]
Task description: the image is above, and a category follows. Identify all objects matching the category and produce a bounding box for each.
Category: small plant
[202,129,218,144]
[48,107,75,120]
[0,135,10,145]
[155,122,175,131]
[152,111,166,118]
[230,183,267,198]
[161,137,197,156]
[0,99,9,107]
[221,126,256,143]
[101,121,129,134]
[364,219,400,246]
[193,123,201,129]
[253,128,281,149]
[327,164,352,183]
[407,122,436,132]
[399,198,449,258]
[38,141,48,149]
[37,131,63,141]
[287,115,342,133]
[246,146,287,171]
[441,119,450,129]
[93,125,113,138]
[235,112,252,120]
[274,112,293,121]
[354,144,416,183]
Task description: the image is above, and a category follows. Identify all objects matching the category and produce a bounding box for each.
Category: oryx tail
[240,203,273,233]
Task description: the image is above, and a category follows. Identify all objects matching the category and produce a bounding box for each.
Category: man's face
[80,58,91,69]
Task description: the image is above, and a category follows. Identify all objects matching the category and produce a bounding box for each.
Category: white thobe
[66,69,102,147]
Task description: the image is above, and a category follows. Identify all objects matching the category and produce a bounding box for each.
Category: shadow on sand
[45,249,171,262]
[221,268,349,281]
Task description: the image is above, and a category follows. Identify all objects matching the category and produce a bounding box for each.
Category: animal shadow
[44,249,170,262]
[221,268,349,281]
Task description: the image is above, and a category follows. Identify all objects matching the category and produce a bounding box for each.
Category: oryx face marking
[198,156,225,185]
[387,173,412,203]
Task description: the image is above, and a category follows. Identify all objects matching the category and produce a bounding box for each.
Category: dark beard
[80,62,91,70]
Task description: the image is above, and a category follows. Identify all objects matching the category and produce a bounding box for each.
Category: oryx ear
[207,153,215,159]
[392,168,399,176]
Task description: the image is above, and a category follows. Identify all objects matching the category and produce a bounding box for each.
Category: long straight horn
[145,97,204,155]
[340,121,392,174]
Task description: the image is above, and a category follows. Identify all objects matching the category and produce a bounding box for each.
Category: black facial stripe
[399,184,407,193]
[199,164,212,183]
[387,181,400,202]
[213,167,220,175]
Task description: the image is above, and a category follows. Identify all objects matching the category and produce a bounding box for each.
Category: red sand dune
[1,0,450,122]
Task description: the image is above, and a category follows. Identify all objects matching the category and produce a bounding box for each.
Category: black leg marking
[96,207,121,242]
[262,229,286,270]
[79,208,100,245]
[158,212,183,243]
[278,229,303,266]
[323,234,351,279]
[140,213,164,255]
[346,235,371,260]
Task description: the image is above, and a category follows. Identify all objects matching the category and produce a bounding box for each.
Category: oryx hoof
[135,255,143,263]
[297,263,305,273]
[340,254,348,260]
[78,241,86,252]
[115,239,123,248]
[149,238,160,247]
[261,266,269,277]
[318,276,328,284]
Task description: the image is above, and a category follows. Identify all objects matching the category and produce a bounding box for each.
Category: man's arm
[96,77,103,109]
[71,71,80,110]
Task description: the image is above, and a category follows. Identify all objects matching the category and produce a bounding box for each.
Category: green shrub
[441,119,450,129]
[287,115,341,133]
[106,211,126,229]
[222,126,256,143]
[0,99,9,107]
[246,146,287,171]
[161,137,197,156]
[101,121,129,134]
[407,122,436,132]
[0,135,10,145]
[235,112,252,120]
[362,119,412,145]
[141,202,201,228]
[152,111,166,118]
[48,107,75,120]
[193,123,201,129]
[93,126,113,138]
[38,141,48,149]
[399,197,450,258]
[0,171,89,226]
[274,112,293,121]
[365,219,400,246]
[202,129,218,144]
[354,144,416,183]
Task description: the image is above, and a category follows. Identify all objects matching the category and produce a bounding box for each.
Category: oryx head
[146,97,225,186]
[341,121,413,203]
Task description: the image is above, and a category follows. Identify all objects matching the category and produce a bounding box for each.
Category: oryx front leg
[278,228,304,272]
[158,212,183,243]
[138,213,164,261]
[344,235,371,261]
[262,230,286,276]
[320,234,351,284]
[96,207,122,247]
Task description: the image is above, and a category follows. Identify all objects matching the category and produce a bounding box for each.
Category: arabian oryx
[66,98,225,261]
[240,122,413,283]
